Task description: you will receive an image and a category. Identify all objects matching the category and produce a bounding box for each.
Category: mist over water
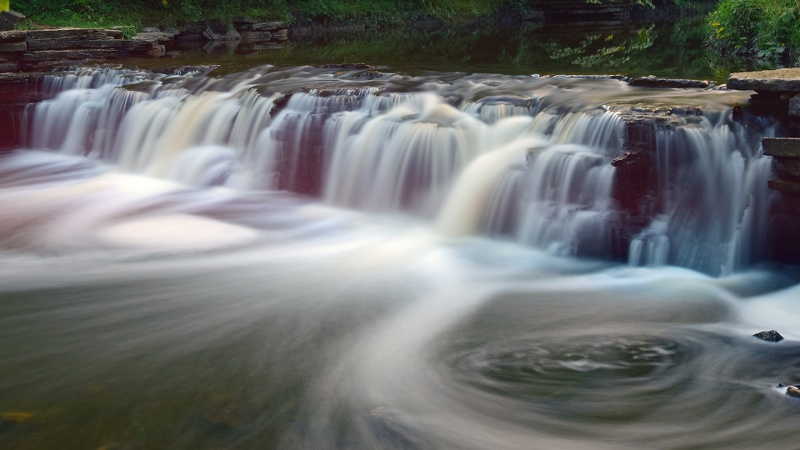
[1,65,799,449]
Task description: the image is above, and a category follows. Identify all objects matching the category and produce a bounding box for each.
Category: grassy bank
[13,0,709,31]
[707,0,800,68]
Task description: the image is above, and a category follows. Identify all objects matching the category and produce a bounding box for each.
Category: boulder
[0,10,25,31]
[752,330,784,342]
[787,386,800,398]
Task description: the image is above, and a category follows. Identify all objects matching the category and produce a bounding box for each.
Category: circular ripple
[444,333,701,422]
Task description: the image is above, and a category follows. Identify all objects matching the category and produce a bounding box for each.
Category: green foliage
[420,0,505,21]
[13,0,717,30]
[15,0,291,28]
[708,0,800,67]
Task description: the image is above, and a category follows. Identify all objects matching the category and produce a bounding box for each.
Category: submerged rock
[753,330,784,342]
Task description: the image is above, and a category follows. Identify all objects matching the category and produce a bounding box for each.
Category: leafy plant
[708,0,800,67]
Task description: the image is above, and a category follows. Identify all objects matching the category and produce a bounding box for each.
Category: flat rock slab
[728,68,800,92]
[0,30,26,43]
[763,137,800,158]
[27,28,123,42]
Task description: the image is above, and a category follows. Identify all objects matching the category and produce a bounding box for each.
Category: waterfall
[627,116,775,275]
[20,66,774,274]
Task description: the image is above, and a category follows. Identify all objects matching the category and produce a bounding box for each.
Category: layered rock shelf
[0,20,289,73]
[0,28,161,72]
[727,69,800,193]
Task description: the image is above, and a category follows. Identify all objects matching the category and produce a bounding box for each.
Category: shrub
[708,0,800,66]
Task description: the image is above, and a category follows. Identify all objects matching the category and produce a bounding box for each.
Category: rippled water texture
[1,63,799,449]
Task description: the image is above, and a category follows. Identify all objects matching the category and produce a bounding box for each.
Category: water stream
[1,63,799,449]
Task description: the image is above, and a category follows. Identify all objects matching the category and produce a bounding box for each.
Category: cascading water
[21,66,775,273]
[4,64,798,450]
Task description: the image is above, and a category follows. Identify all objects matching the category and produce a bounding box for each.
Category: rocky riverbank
[0,18,289,73]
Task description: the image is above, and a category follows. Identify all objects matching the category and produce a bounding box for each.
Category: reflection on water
[153,16,722,81]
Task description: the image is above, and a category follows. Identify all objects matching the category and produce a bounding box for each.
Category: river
[1,19,799,450]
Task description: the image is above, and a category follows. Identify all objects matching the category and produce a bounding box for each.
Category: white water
[21,66,776,273]
[2,65,799,450]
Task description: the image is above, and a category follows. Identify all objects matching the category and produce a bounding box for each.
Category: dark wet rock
[321,63,372,70]
[771,158,800,178]
[629,76,710,89]
[0,10,25,32]
[354,70,387,80]
[787,385,800,398]
[753,330,784,342]
[763,138,800,158]
[611,150,650,169]
[728,69,800,92]
[763,138,800,192]
[787,93,800,117]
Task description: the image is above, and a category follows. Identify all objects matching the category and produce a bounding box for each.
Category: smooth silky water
[2,43,800,449]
